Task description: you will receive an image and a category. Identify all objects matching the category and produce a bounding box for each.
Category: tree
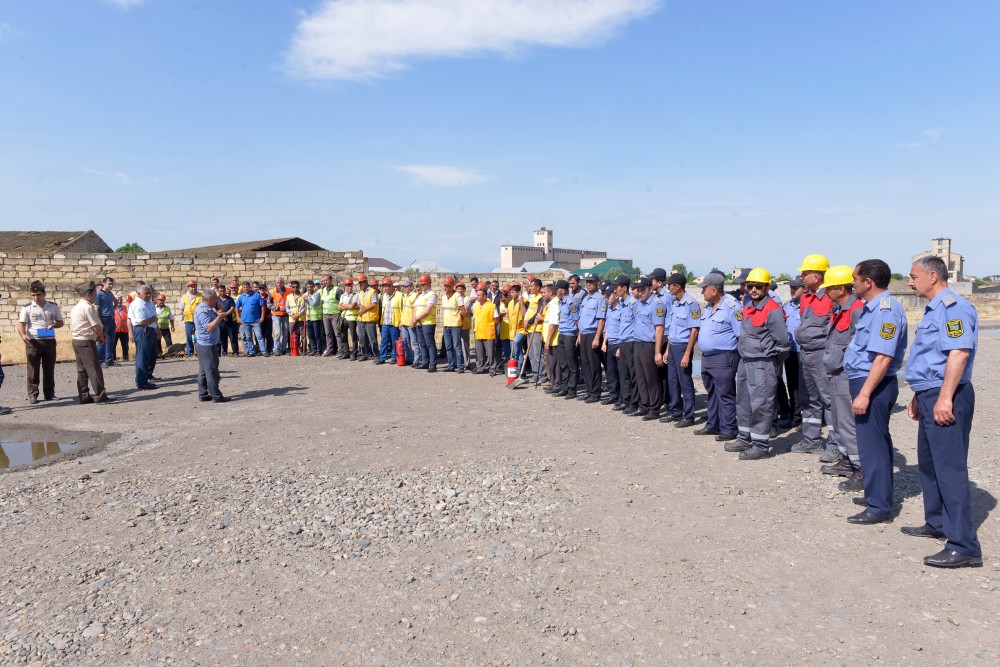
[116,242,146,253]
[671,263,697,284]
[891,272,907,281]
[775,272,792,282]
[603,267,624,281]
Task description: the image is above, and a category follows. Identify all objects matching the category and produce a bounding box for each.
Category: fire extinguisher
[290,328,299,356]
[396,337,406,366]
[506,358,518,385]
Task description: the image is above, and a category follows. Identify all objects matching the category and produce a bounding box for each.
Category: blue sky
[1,0,998,276]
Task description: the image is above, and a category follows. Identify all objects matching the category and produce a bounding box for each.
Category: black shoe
[612,403,626,411]
[443,367,455,372]
[659,414,680,423]
[576,393,588,400]
[852,496,867,506]
[675,418,695,429]
[630,409,649,418]
[95,396,115,404]
[374,360,385,365]
[715,433,738,442]
[600,397,615,405]
[724,440,752,453]
[457,369,465,374]
[212,396,231,403]
[923,548,982,569]
[901,525,946,540]
[149,375,160,381]
[79,396,95,405]
[642,411,661,421]
[544,387,558,394]
[106,360,115,367]
[427,367,437,373]
[820,458,854,477]
[137,383,158,390]
[28,396,38,405]
[739,446,773,460]
[838,471,864,492]
[847,511,892,525]
[563,392,578,400]
[693,427,719,436]
[776,418,793,429]
[199,395,212,402]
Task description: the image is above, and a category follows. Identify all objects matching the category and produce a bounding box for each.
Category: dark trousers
[158,327,173,354]
[308,320,325,354]
[443,326,464,370]
[618,341,637,409]
[261,319,273,354]
[701,350,739,436]
[342,320,358,357]
[357,321,378,359]
[475,338,496,371]
[667,341,695,419]
[556,334,579,392]
[220,321,239,355]
[632,341,660,413]
[25,339,57,399]
[99,316,116,363]
[916,383,980,556]
[416,324,437,369]
[323,314,341,355]
[196,343,222,399]
[546,345,560,387]
[72,339,107,401]
[605,342,621,402]
[777,352,800,419]
[134,327,156,387]
[116,332,129,360]
[580,332,601,397]
[184,321,196,356]
[851,375,899,519]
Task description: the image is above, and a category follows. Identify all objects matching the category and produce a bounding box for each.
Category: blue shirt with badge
[605,300,622,344]
[194,301,220,346]
[578,290,607,334]
[558,295,581,336]
[904,288,977,391]
[667,293,701,344]
[697,294,741,355]
[619,294,637,342]
[843,291,908,380]
[632,294,666,343]
[783,300,801,352]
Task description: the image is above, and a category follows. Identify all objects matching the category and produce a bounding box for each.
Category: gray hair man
[194,288,233,403]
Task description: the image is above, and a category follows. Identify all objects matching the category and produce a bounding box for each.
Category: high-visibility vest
[401,292,416,326]
[270,288,290,316]
[525,293,543,333]
[502,299,523,340]
[157,305,172,328]
[285,292,303,321]
[460,296,472,331]
[114,307,129,333]
[340,292,359,322]
[320,286,341,315]
[441,292,463,327]
[181,292,202,322]
[414,290,436,325]
[382,291,403,327]
[358,288,379,323]
[473,301,497,340]
[306,292,323,321]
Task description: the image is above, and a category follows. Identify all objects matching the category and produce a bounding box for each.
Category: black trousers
[556,334,579,392]
[605,342,621,402]
[618,341,637,409]
[580,332,602,397]
[632,341,661,413]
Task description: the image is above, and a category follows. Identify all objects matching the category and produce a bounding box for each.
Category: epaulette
[722,294,737,307]
[942,294,957,307]
[879,297,891,310]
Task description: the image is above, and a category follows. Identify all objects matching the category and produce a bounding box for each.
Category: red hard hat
[381,277,393,286]
[357,273,368,283]
[418,273,432,285]
[442,276,456,287]
[186,279,197,287]
[343,277,353,286]
[456,281,465,288]
[526,274,535,281]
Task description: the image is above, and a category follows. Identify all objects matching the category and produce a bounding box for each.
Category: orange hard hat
[418,273,432,285]
[343,277,353,286]
[357,273,368,283]
[456,281,465,288]
[381,277,393,286]
[442,276,456,287]
[502,284,512,291]
[526,274,535,281]
[186,279,197,287]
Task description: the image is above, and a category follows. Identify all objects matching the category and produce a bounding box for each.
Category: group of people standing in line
[0,253,982,569]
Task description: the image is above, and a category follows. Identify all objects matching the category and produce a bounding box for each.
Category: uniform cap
[401,279,414,287]
[649,268,667,281]
[788,278,804,288]
[697,272,726,288]
[582,273,599,282]
[186,279,197,287]
[526,274,535,281]
[635,277,652,288]
[613,275,631,287]
[554,279,570,290]
[313,279,321,284]
[666,272,687,286]
[733,268,752,283]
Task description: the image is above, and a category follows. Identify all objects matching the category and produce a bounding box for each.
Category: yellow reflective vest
[413,290,436,325]
[181,292,202,322]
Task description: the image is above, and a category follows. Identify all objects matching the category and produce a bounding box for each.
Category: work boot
[724,439,753,453]
[790,439,825,454]
[838,470,865,492]
[820,456,854,477]
[739,445,773,460]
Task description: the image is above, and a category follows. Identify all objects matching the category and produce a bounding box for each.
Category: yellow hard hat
[797,254,830,273]
[820,265,854,288]
[746,268,771,284]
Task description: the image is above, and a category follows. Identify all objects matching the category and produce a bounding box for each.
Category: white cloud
[892,141,924,154]
[0,22,23,43]
[104,0,146,9]
[286,0,659,81]
[83,168,157,186]
[394,164,491,187]
[923,127,949,140]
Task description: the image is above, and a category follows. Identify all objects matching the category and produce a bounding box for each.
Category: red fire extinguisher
[396,337,406,366]
[290,328,300,356]
[506,358,518,385]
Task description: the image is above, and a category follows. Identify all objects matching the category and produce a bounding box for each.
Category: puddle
[0,426,116,472]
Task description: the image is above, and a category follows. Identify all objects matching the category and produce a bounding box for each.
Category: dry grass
[0,332,81,366]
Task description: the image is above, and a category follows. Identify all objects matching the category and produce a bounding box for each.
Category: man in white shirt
[69,282,113,404]
[128,285,159,390]
[17,280,64,404]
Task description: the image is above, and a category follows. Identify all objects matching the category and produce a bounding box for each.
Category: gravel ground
[1,338,998,666]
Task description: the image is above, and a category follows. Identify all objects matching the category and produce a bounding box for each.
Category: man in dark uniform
[649,268,671,410]
[663,272,700,427]
[555,280,580,398]
[903,255,982,568]
[632,277,667,420]
[694,272,741,442]
[615,278,639,413]
[577,274,607,403]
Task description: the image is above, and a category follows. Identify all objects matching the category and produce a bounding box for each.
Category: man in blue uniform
[554,280,580,398]
[663,272,700,427]
[843,259,908,524]
[578,274,608,403]
[601,278,625,406]
[632,277,667,420]
[694,272,741,442]
[616,279,639,413]
[903,256,982,568]
[649,268,671,411]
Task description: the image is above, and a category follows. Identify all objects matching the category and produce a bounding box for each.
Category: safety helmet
[356,273,368,283]
[745,268,771,285]
[418,273,432,285]
[343,277,353,286]
[455,281,465,288]
[381,277,393,286]
[797,254,830,273]
[186,279,197,287]
[820,265,854,289]
[442,276,456,287]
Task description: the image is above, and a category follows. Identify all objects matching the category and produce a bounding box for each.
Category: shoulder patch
[735,311,744,321]
[946,319,964,338]
[879,297,891,310]
[655,307,665,317]
[879,322,896,340]
[599,303,608,312]
[690,308,701,320]
[942,294,957,306]
[570,305,578,313]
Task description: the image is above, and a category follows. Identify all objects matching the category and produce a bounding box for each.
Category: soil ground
[1,337,998,666]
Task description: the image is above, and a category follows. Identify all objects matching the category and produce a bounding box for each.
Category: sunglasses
[747,283,768,290]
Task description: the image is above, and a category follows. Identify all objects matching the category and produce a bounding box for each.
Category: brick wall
[0,249,366,351]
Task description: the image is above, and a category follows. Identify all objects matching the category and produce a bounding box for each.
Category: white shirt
[70,300,102,341]
[128,297,157,329]
[19,300,64,339]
